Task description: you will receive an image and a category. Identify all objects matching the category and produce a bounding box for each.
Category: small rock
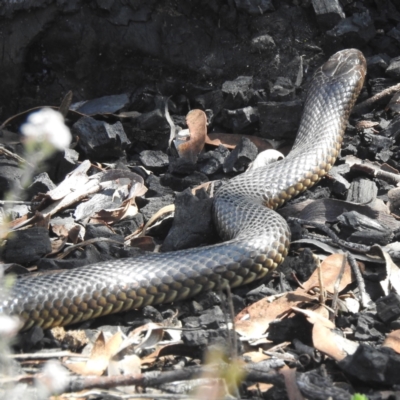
[326,11,376,46]
[136,194,175,221]
[376,293,400,323]
[250,34,276,53]
[27,172,56,199]
[223,137,258,173]
[73,93,130,115]
[4,227,52,265]
[311,0,345,30]
[199,306,226,329]
[220,106,259,133]
[136,109,170,131]
[366,54,390,78]
[139,150,169,171]
[145,174,174,197]
[73,117,131,159]
[161,188,217,252]
[222,76,253,109]
[346,178,378,203]
[386,55,400,79]
[197,145,230,175]
[269,77,295,101]
[160,171,209,191]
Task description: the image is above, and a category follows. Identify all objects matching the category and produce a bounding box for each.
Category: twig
[0,146,33,167]
[9,351,85,360]
[290,218,373,309]
[352,82,400,115]
[289,218,370,253]
[346,252,371,308]
[331,254,347,320]
[63,363,283,393]
[315,255,326,305]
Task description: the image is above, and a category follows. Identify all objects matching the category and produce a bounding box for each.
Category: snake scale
[2,49,366,331]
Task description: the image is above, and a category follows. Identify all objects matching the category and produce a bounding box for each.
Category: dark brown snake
[1,49,366,331]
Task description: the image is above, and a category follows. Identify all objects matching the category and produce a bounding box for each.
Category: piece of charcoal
[346,178,378,203]
[268,315,312,343]
[136,109,170,131]
[136,194,175,221]
[223,137,258,173]
[327,172,350,197]
[259,100,303,140]
[386,55,400,79]
[311,0,345,30]
[220,106,259,133]
[369,77,398,97]
[337,210,393,246]
[250,34,276,53]
[188,300,204,315]
[160,171,209,191]
[182,316,201,329]
[26,172,56,199]
[168,157,196,175]
[382,114,400,141]
[189,292,221,311]
[142,305,163,322]
[47,148,80,183]
[73,117,131,159]
[199,306,226,329]
[193,90,224,116]
[376,293,400,323]
[182,329,209,347]
[0,156,23,197]
[366,54,390,78]
[145,174,174,197]
[161,188,217,252]
[85,224,124,241]
[221,76,253,109]
[368,133,394,153]
[269,77,295,101]
[197,145,230,175]
[3,227,52,265]
[85,224,124,255]
[233,0,274,15]
[354,313,385,341]
[73,93,130,115]
[338,345,400,385]
[326,11,376,47]
[139,150,169,171]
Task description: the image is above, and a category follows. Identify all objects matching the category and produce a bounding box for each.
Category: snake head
[322,49,367,87]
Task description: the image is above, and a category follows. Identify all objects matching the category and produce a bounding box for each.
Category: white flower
[21,108,72,151]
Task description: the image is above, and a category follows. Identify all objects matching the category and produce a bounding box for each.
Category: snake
[2,49,366,331]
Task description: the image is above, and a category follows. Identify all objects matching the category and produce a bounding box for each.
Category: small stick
[331,254,347,320]
[346,252,371,308]
[352,82,400,115]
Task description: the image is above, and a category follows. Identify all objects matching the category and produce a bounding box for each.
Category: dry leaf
[383,330,400,353]
[235,289,316,339]
[293,307,358,362]
[66,331,123,376]
[174,109,206,162]
[129,236,157,251]
[370,245,400,295]
[206,132,273,151]
[302,254,353,294]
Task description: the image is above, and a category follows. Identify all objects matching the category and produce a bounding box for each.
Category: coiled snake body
[2,49,366,330]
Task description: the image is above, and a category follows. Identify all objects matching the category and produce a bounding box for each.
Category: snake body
[2,49,366,330]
